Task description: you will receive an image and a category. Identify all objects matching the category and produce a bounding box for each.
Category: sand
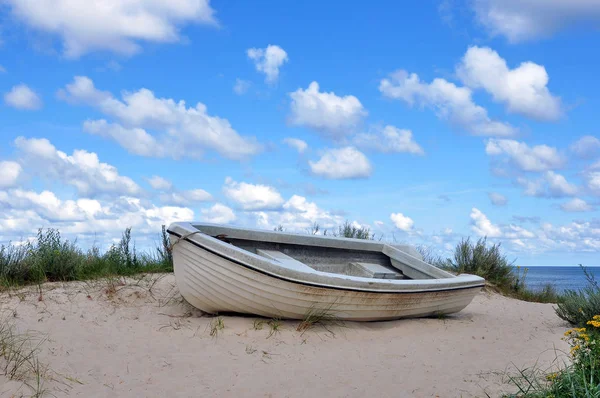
[0,274,569,398]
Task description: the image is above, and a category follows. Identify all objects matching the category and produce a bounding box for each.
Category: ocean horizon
[521,265,600,293]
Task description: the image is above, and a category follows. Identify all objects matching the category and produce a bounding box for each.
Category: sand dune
[1,274,569,397]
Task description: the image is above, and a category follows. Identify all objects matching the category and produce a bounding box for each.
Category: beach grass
[0,226,173,290]
[555,266,600,326]
[297,305,344,335]
[0,316,48,396]
[505,319,600,397]
[437,238,562,304]
[505,268,600,397]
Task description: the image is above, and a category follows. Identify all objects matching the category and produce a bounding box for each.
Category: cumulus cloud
[517,171,578,198]
[288,82,367,139]
[0,189,193,240]
[160,190,212,206]
[390,212,414,231]
[223,177,285,210]
[0,161,22,189]
[353,126,424,155]
[470,208,502,237]
[254,195,343,231]
[4,0,217,58]
[283,138,308,154]
[379,70,516,137]
[561,198,593,213]
[488,192,508,206]
[147,176,173,191]
[4,84,42,110]
[233,79,251,95]
[309,147,372,179]
[470,208,535,240]
[61,76,261,160]
[147,175,212,205]
[14,136,141,197]
[485,139,565,172]
[247,45,288,84]
[457,46,561,121]
[201,203,236,224]
[571,136,600,159]
[586,172,600,195]
[473,0,600,42]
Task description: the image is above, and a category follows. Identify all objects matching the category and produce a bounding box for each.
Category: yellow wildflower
[587,316,600,328]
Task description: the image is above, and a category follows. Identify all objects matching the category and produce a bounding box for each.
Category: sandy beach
[1,274,569,398]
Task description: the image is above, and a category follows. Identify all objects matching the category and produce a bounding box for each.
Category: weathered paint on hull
[173,240,482,321]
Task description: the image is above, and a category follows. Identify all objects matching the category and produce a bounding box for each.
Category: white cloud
[473,0,600,42]
[223,177,284,211]
[160,190,212,206]
[201,203,236,224]
[390,212,414,231]
[233,79,251,95]
[61,76,261,160]
[0,189,101,222]
[4,84,42,110]
[561,198,593,212]
[516,177,544,197]
[545,171,578,197]
[147,175,173,191]
[517,171,577,198]
[488,192,508,206]
[485,139,565,172]
[586,172,600,195]
[247,45,288,84]
[458,46,561,121]
[0,65,6,73]
[380,70,516,137]
[309,147,372,179]
[471,208,536,241]
[289,82,367,139]
[4,0,217,58]
[0,161,22,188]
[354,125,424,155]
[83,120,165,157]
[14,136,141,197]
[0,189,194,240]
[147,175,212,205]
[283,138,308,154]
[571,136,600,159]
[254,195,343,232]
[470,208,502,237]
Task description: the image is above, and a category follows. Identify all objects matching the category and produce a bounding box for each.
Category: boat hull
[172,238,482,321]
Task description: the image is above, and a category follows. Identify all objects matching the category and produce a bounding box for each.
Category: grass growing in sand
[0,316,48,396]
[436,238,562,304]
[267,319,281,338]
[297,305,344,335]
[0,226,173,290]
[209,317,224,337]
[505,272,600,397]
[555,266,600,326]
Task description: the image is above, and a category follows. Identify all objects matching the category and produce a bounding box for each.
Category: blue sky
[1,0,600,266]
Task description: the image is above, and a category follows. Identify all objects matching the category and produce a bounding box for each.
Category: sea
[523,266,600,293]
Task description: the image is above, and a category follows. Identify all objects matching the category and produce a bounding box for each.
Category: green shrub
[555,266,600,326]
[441,237,515,288]
[0,225,174,289]
[506,318,600,397]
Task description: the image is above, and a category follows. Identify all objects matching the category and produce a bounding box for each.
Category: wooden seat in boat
[350,262,403,279]
[256,249,315,273]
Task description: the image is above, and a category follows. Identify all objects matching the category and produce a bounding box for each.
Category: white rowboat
[167,222,485,321]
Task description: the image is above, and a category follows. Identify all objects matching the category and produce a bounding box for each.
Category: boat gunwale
[168,222,485,294]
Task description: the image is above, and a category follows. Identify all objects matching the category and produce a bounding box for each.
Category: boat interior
[227,237,409,279]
